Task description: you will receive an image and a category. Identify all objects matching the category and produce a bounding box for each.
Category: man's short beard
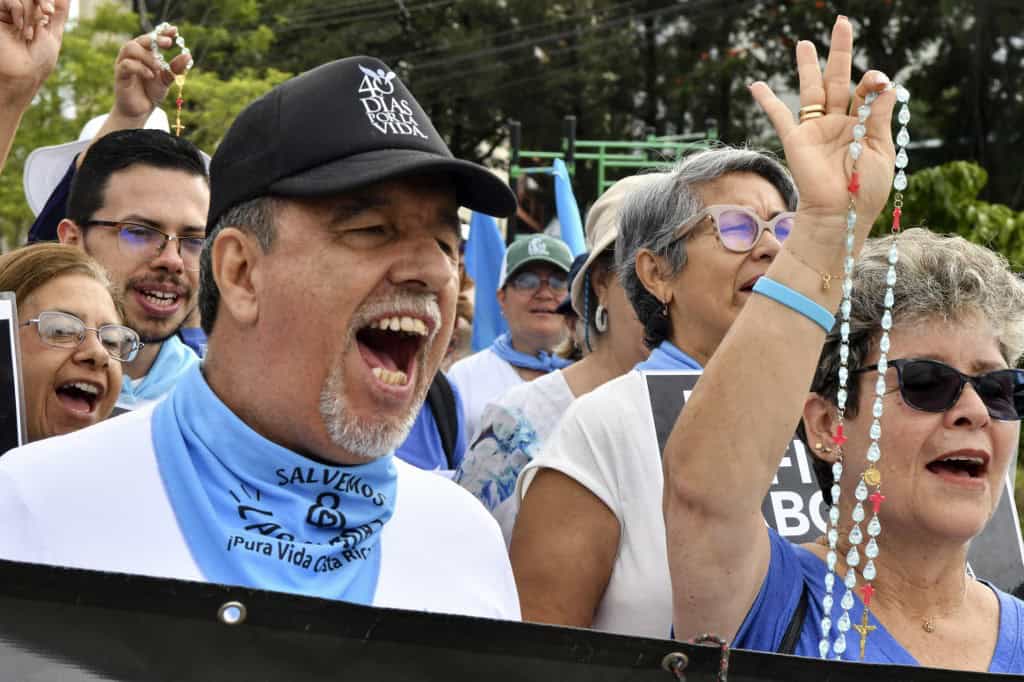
[318,361,425,460]
[317,292,442,460]
[117,275,193,345]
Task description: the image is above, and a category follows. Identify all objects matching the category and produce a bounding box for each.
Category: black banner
[0,558,1006,681]
[644,370,1024,596]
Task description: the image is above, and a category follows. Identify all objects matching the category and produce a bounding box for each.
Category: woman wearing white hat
[455,173,655,542]
[511,146,799,638]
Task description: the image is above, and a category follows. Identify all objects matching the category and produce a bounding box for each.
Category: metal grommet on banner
[661,652,689,680]
[217,600,247,626]
[690,634,730,682]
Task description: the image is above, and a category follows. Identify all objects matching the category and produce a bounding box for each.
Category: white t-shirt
[516,370,668,638]
[456,369,575,544]
[0,407,520,621]
[447,348,524,444]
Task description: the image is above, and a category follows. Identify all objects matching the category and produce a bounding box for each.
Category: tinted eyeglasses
[23,311,143,363]
[84,220,206,271]
[855,358,1024,421]
[680,205,795,252]
[508,271,569,294]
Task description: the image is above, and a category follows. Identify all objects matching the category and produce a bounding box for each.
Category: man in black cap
[0,57,520,619]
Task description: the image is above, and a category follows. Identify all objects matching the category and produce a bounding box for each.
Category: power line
[408,0,749,95]
[279,0,399,23]
[386,0,645,63]
[409,1,682,79]
[276,0,451,33]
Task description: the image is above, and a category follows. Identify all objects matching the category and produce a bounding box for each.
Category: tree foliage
[3,0,1023,245]
[871,161,1024,270]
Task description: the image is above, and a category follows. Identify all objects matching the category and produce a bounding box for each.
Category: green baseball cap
[499,234,574,288]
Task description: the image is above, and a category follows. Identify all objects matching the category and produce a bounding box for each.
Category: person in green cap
[448,233,574,444]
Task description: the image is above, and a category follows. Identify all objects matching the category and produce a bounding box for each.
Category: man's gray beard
[318,362,425,460]
[317,291,442,460]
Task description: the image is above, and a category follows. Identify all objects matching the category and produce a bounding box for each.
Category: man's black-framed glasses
[84,220,206,271]
[855,358,1024,421]
[23,311,143,363]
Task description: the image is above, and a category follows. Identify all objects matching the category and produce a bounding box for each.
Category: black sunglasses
[855,358,1024,421]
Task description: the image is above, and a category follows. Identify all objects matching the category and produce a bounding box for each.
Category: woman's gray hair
[805,227,1024,503]
[615,146,798,348]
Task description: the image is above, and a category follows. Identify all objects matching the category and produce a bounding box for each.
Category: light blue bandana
[152,365,398,603]
[119,335,198,407]
[490,332,572,373]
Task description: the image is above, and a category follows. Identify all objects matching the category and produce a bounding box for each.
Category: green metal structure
[505,116,718,241]
[508,116,719,195]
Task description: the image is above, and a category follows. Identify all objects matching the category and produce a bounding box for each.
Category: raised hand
[0,0,68,107]
[749,17,896,233]
[112,24,192,122]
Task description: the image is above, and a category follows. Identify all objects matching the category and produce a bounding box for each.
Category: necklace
[815,532,966,638]
[921,578,969,633]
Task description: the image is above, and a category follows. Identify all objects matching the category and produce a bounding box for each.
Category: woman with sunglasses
[662,18,1024,672]
[0,243,140,444]
[509,146,798,637]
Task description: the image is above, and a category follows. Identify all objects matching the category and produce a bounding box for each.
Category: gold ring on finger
[798,104,826,123]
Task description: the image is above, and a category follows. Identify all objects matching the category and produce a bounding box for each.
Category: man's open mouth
[133,283,186,314]
[355,315,430,387]
[55,380,102,415]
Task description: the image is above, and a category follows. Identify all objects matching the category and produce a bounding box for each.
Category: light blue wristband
[752,276,835,333]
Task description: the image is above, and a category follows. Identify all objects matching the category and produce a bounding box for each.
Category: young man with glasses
[0,57,520,619]
[56,129,208,411]
[448,233,574,444]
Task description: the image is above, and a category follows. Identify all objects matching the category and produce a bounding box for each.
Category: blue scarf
[151,365,397,604]
[120,335,199,407]
[490,332,572,373]
[635,340,703,372]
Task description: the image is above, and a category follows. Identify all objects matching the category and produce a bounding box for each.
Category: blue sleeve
[28,160,76,243]
[731,527,806,653]
[450,381,468,469]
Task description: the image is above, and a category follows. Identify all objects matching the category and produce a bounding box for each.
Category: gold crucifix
[852,609,877,660]
[173,73,187,136]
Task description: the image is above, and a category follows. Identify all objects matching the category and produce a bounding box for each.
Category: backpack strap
[426,372,458,470]
[777,584,809,655]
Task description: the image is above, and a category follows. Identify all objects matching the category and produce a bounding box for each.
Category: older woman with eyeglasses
[508,145,798,638]
[0,243,140,443]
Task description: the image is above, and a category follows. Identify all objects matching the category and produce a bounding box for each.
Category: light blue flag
[465,211,508,352]
[551,158,586,257]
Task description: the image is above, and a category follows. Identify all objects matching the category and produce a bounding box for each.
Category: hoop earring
[583,272,594,353]
[595,304,609,333]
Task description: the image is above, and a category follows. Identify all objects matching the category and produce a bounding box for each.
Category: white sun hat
[22,108,172,216]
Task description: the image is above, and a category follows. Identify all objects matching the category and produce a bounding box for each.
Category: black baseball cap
[207,56,516,227]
